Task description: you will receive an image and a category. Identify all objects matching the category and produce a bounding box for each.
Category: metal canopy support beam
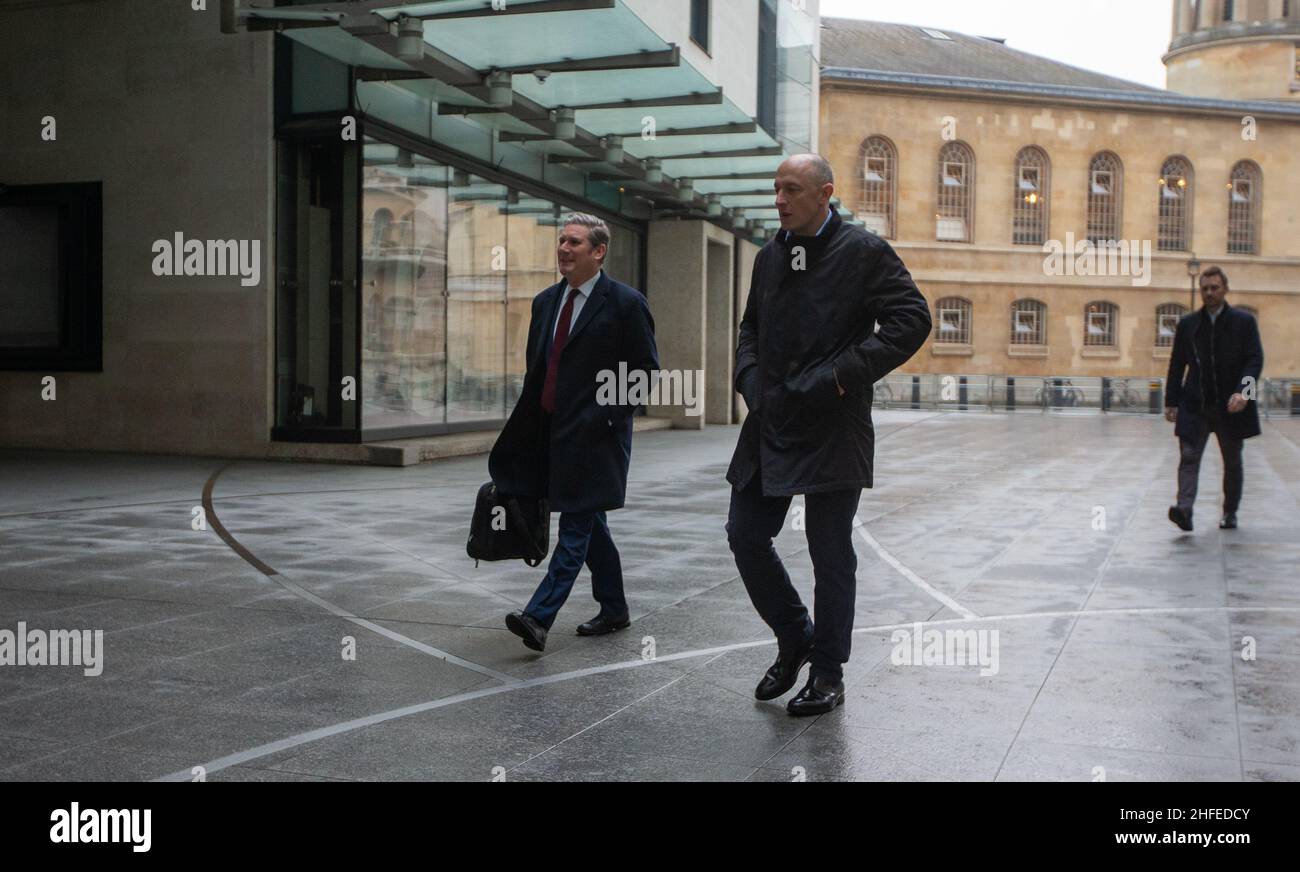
[354,66,429,81]
[492,46,679,75]
[547,145,781,163]
[245,0,616,21]
[606,121,758,137]
[437,89,724,117]
[689,170,780,179]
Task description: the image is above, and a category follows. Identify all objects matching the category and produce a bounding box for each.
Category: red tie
[540,286,580,413]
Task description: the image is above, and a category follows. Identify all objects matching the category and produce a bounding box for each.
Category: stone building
[819,4,1300,382]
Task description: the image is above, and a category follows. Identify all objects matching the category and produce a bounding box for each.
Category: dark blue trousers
[726,475,862,681]
[524,511,627,630]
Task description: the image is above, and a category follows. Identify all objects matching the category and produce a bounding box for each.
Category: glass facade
[757,0,816,154]
[356,136,643,439]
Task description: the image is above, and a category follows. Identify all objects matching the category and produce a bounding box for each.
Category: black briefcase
[466,482,550,567]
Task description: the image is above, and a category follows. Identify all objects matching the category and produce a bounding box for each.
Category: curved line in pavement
[201,465,518,686]
[155,604,1300,781]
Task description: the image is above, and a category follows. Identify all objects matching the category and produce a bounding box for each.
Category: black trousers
[1176,410,1244,515]
[726,474,862,681]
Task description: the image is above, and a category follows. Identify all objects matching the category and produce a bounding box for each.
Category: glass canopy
[240,0,859,241]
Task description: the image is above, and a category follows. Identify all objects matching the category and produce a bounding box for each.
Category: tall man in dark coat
[727,154,932,715]
[490,213,659,651]
[1164,265,1264,532]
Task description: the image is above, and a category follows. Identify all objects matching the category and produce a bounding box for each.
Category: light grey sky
[820,0,1174,89]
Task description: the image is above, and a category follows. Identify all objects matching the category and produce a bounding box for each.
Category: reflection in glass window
[1012,147,1050,246]
[1010,299,1046,345]
[1227,160,1262,255]
[934,296,972,344]
[1155,303,1186,348]
[1085,301,1118,347]
[1157,156,1193,252]
[362,140,449,431]
[859,136,897,238]
[936,141,974,242]
[1087,152,1123,243]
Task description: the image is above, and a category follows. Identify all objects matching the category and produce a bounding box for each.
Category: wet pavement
[2,409,1298,781]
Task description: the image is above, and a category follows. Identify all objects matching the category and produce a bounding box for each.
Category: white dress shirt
[552,270,602,341]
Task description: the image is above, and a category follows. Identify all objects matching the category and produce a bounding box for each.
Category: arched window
[1155,303,1187,348]
[1228,160,1262,254]
[1157,156,1193,251]
[1087,152,1123,243]
[369,208,394,249]
[936,141,974,242]
[934,296,972,344]
[1222,0,1235,21]
[1010,299,1046,345]
[1085,301,1118,347]
[1012,146,1050,245]
[859,136,897,238]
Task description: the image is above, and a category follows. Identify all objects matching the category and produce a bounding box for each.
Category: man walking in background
[1165,265,1264,532]
[490,214,659,651]
[726,154,931,716]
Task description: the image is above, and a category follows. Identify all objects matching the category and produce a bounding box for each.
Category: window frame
[934,296,973,345]
[935,141,975,243]
[690,0,711,54]
[1012,146,1050,246]
[1157,155,1194,252]
[1084,301,1118,348]
[859,135,898,239]
[0,181,103,372]
[1227,160,1262,255]
[1010,298,1047,346]
[1086,152,1124,244]
[1155,303,1187,348]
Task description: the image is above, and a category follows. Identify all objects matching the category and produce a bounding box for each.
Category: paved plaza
[1,410,1298,781]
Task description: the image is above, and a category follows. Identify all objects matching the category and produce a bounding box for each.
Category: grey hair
[562,212,610,261]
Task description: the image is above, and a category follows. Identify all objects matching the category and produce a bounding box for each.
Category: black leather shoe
[576,612,630,636]
[1168,506,1193,532]
[787,675,846,717]
[505,611,547,652]
[755,637,814,701]
[1220,513,1238,529]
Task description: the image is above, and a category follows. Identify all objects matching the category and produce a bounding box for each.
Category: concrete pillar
[705,239,734,425]
[645,220,738,429]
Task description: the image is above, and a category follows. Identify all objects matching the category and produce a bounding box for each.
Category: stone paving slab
[1,410,1298,781]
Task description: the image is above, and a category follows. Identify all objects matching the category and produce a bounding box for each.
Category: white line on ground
[273,575,518,685]
[155,604,1300,782]
[852,517,980,619]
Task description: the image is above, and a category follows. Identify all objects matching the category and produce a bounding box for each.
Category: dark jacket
[727,211,932,496]
[1165,302,1264,442]
[489,271,659,514]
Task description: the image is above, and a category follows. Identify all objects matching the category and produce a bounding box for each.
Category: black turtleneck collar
[778,208,842,250]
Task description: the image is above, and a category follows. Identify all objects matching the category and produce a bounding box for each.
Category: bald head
[774,153,835,236]
[781,153,834,189]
